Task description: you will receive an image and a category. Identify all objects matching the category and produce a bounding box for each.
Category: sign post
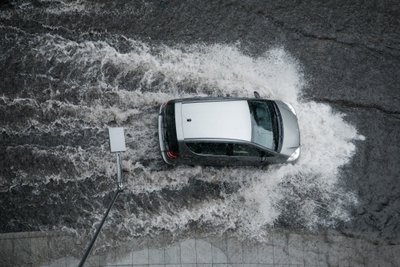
[109,127,127,190]
[78,127,127,267]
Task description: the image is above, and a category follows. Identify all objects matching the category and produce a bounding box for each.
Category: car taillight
[166,150,179,159]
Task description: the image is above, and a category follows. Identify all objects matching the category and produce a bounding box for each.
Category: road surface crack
[314,98,400,118]
[258,12,400,60]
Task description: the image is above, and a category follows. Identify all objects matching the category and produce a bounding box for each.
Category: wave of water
[1,32,364,245]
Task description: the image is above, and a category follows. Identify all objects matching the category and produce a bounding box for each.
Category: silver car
[158,92,300,166]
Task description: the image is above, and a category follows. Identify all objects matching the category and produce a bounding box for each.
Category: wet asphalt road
[0,0,399,244]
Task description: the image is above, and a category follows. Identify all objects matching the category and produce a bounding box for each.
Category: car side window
[232,143,273,157]
[186,142,228,156]
[232,143,262,157]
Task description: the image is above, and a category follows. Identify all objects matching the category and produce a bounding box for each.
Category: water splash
[2,33,364,243]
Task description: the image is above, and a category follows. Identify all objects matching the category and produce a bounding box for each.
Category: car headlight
[283,101,297,116]
[287,147,300,162]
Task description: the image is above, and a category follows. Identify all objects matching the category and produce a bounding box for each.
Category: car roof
[179,100,252,141]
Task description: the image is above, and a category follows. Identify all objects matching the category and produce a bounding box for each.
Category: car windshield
[247,100,278,151]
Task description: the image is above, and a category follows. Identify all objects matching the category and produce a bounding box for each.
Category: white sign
[108,127,127,152]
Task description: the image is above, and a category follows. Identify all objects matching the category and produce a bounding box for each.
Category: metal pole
[78,190,121,267]
[79,128,125,267]
[116,153,123,190]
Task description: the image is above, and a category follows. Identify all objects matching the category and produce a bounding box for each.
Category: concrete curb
[0,230,399,267]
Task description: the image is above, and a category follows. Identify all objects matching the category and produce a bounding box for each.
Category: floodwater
[1,0,399,250]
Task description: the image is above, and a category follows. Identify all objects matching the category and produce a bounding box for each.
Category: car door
[230,143,267,165]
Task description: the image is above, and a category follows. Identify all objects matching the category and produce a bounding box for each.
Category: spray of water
[3,33,365,242]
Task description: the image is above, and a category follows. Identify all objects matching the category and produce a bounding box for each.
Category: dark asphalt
[0,0,399,244]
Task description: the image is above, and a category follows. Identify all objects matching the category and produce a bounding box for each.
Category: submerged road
[0,0,399,247]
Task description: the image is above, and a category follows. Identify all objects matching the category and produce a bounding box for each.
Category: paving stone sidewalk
[0,230,399,267]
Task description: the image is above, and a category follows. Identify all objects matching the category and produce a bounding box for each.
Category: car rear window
[163,102,179,152]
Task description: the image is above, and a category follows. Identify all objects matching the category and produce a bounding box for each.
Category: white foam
[27,35,365,240]
[42,0,88,15]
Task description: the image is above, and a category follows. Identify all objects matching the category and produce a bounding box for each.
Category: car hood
[275,101,301,156]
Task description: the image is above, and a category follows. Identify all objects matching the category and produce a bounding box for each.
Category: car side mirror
[259,151,267,162]
[254,91,261,99]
